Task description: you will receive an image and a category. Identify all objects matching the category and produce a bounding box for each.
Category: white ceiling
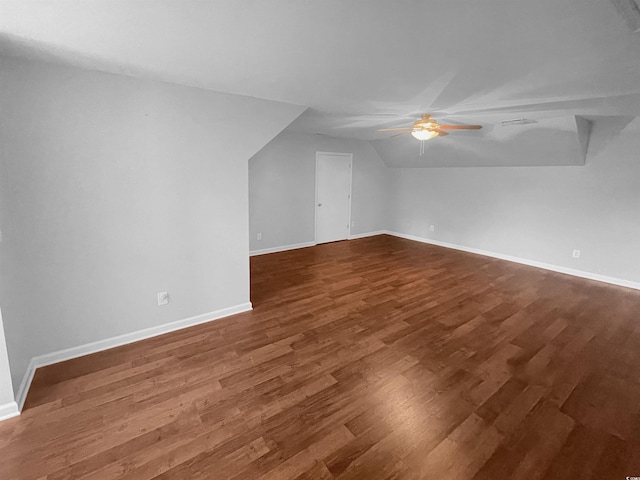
[1,0,640,166]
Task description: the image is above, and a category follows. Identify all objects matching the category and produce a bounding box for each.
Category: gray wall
[0,311,14,408]
[387,117,640,283]
[0,128,16,408]
[0,56,304,394]
[249,132,389,252]
[249,120,640,286]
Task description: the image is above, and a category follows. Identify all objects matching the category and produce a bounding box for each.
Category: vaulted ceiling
[1,0,639,166]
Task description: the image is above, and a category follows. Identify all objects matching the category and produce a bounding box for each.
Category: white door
[315,152,352,244]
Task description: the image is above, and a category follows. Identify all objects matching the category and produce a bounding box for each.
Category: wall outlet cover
[157,291,169,306]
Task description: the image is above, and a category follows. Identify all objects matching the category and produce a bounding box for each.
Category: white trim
[385,231,640,291]
[315,152,354,157]
[348,230,387,240]
[15,358,36,412]
[250,241,317,256]
[347,157,353,240]
[0,401,19,421]
[15,302,253,411]
[249,231,386,255]
[314,154,319,243]
[13,232,639,414]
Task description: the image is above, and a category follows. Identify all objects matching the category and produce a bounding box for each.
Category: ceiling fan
[377,114,482,141]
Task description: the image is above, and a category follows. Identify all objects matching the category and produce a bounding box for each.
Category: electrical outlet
[351,221,356,228]
[572,249,581,259]
[257,233,262,240]
[429,224,435,232]
[157,291,169,306]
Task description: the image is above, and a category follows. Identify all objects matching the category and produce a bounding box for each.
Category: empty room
[1,1,640,479]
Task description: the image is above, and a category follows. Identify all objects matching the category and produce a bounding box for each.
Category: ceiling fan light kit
[377,114,483,155]
[411,129,439,141]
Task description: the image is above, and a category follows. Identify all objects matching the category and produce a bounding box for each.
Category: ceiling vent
[501,118,537,127]
[611,0,640,32]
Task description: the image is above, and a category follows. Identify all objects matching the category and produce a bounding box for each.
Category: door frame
[314,151,353,244]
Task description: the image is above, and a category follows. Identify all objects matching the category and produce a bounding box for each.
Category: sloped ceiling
[1,0,639,167]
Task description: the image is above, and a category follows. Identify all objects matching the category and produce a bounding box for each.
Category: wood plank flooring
[1,234,640,479]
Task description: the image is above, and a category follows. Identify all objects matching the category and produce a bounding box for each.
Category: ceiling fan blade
[375,114,483,140]
[438,125,483,130]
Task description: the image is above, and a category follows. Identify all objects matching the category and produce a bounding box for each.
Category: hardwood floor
[1,234,640,479]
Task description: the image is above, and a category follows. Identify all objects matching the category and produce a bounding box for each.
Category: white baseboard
[0,401,19,421]
[13,232,638,414]
[348,230,387,240]
[386,231,640,291]
[250,232,386,256]
[15,358,36,412]
[250,241,316,256]
[15,302,253,412]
